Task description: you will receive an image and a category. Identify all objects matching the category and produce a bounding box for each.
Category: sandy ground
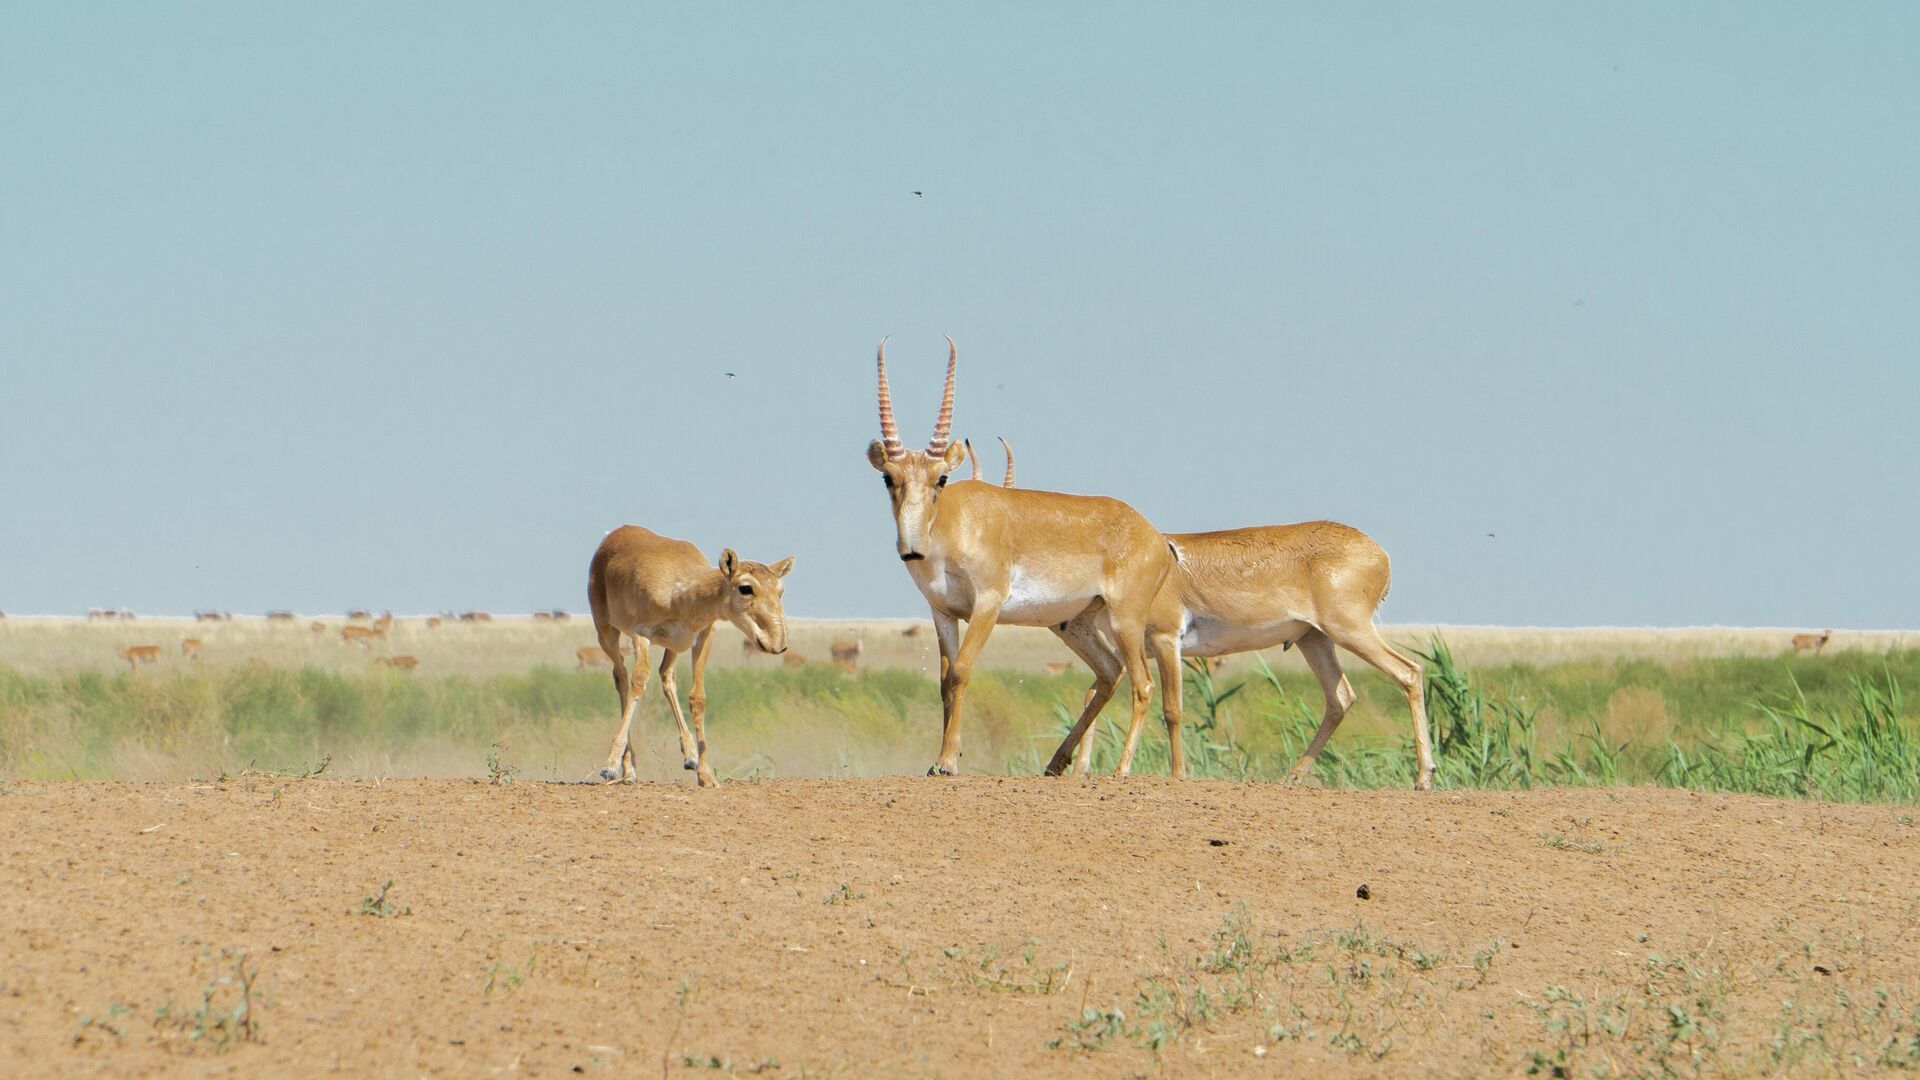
[5,779,1917,1078]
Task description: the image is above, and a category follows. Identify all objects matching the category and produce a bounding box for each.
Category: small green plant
[1540,832,1606,854]
[357,879,410,917]
[823,882,865,905]
[485,741,516,785]
[482,944,538,997]
[154,951,261,1052]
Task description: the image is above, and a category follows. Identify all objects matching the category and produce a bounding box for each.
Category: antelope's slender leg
[1284,628,1355,785]
[1043,612,1122,777]
[1111,623,1157,777]
[656,647,700,775]
[687,628,717,788]
[932,598,1002,776]
[600,630,650,782]
[1325,622,1432,789]
[931,610,961,723]
[1149,631,1186,779]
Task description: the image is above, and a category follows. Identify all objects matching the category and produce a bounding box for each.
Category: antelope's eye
[737,584,754,597]
[936,475,948,488]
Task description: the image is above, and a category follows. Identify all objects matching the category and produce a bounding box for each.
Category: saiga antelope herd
[580,335,1440,790]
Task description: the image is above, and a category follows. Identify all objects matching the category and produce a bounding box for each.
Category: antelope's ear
[720,548,738,576]
[769,555,795,578]
[866,440,889,470]
[939,441,969,474]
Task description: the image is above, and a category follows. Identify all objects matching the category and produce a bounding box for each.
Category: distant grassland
[0,618,1914,801]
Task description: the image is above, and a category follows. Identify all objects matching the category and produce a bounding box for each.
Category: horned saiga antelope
[1052,521,1436,788]
[866,337,1181,776]
[988,441,1438,788]
[587,525,793,787]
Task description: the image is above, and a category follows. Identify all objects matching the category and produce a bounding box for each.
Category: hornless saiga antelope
[866,337,1181,776]
[984,439,1437,787]
[1790,630,1832,655]
[587,525,794,787]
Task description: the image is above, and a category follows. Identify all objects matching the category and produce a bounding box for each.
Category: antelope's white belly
[908,560,1091,626]
[998,566,1093,626]
[1180,614,1309,657]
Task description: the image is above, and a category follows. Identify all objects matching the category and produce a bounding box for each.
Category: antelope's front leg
[656,647,700,778]
[932,601,1000,776]
[687,628,717,788]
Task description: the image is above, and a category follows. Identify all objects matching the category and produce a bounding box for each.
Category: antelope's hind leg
[1283,628,1354,786]
[599,630,652,783]
[1043,611,1122,777]
[1326,621,1433,790]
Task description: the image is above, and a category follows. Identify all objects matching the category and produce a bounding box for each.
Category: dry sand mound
[6,779,1917,1077]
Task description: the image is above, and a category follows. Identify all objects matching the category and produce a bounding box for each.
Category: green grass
[2,639,1916,802]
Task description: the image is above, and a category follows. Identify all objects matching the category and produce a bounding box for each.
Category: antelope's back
[1172,520,1392,619]
[588,525,709,618]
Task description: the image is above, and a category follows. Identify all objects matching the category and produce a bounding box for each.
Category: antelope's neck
[677,569,731,623]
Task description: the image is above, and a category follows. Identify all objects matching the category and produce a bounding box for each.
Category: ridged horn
[875,337,905,461]
[998,436,1015,488]
[928,335,957,453]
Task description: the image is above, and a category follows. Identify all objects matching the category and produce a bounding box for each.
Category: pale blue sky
[2,4,1915,625]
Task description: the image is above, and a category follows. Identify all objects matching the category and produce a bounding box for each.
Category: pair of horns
[875,336,956,462]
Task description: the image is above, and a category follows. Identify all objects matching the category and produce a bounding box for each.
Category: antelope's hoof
[696,771,718,789]
[682,757,698,771]
[926,762,959,777]
[598,766,619,782]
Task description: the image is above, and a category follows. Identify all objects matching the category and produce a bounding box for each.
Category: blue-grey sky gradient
[3,4,1915,625]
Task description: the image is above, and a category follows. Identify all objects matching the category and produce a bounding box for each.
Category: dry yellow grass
[1,615,1910,679]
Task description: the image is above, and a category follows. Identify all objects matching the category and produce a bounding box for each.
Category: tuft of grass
[153,950,261,1053]
[822,882,865,905]
[357,879,409,917]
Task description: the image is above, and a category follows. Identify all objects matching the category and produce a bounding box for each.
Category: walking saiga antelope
[988,441,1438,788]
[117,645,161,670]
[866,337,1181,776]
[1790,630,1832,655]
[587,525,793,787]
[1051,521,1435,788]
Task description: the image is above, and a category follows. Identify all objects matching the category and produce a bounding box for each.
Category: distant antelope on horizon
[830,639,863,666]
[116,645,161,670]
[1790,630,1832,655]
[341,625,385,647]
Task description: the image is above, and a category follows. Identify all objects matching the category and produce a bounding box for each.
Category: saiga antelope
[1790,630,1832,655]
[866,337,1181,776]
[577,645,610,668]
[829,639,863,665]
[1049,521,1435,788]
[984,437,1436,787]
[377,655,420,671]
[117,645,161,670]
[181,638,203,659]
[587,525,794,787]
[341,624,385,647]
